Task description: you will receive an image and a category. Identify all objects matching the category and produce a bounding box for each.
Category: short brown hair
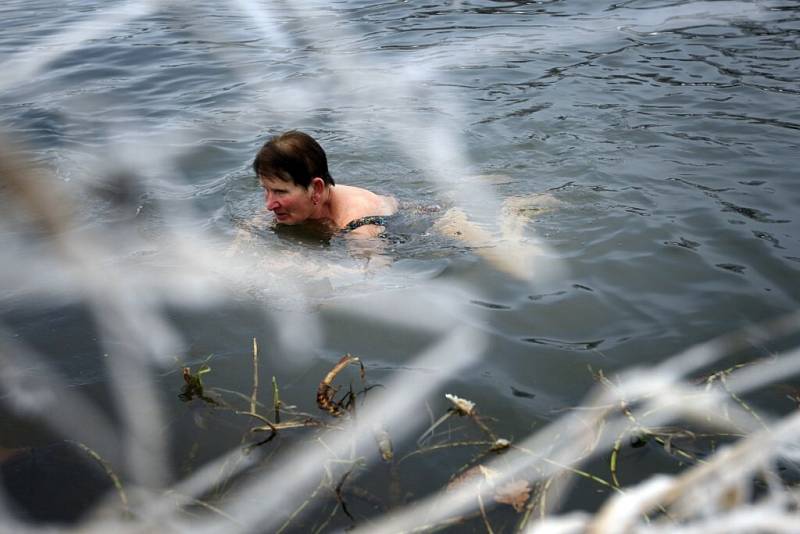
[253,130,334,188]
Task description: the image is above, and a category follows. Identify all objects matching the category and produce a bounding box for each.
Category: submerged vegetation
[136,329,800,533]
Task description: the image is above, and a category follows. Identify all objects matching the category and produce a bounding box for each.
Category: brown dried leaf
[493,480,531,512]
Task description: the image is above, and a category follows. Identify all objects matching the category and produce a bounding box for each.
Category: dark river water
[1,0,799,531]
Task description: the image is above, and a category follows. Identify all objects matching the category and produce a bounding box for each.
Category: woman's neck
[311,185,339,225]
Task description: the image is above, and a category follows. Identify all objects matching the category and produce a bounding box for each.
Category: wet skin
[260,176,316,225]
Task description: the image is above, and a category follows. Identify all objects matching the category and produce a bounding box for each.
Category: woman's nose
[265,192,279,210]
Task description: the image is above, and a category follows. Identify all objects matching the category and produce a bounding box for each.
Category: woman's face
[260,176,314,225]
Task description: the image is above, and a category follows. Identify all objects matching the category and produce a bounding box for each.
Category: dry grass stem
[273,375,282,424]
[250,337,259,414]
[317,354,364,416]
[477,489,496,534]
[70,441,129,515]
[164,490,242,526]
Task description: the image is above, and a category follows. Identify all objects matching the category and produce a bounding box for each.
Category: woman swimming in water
[253,130,397,237]
[234,129,555,279]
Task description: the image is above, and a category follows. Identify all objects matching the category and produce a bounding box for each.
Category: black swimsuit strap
[342,215,390,233]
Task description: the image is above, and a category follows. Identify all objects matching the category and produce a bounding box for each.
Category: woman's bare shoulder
[338,185,397,219]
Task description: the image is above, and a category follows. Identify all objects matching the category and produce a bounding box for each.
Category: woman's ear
[311,177,325,204]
